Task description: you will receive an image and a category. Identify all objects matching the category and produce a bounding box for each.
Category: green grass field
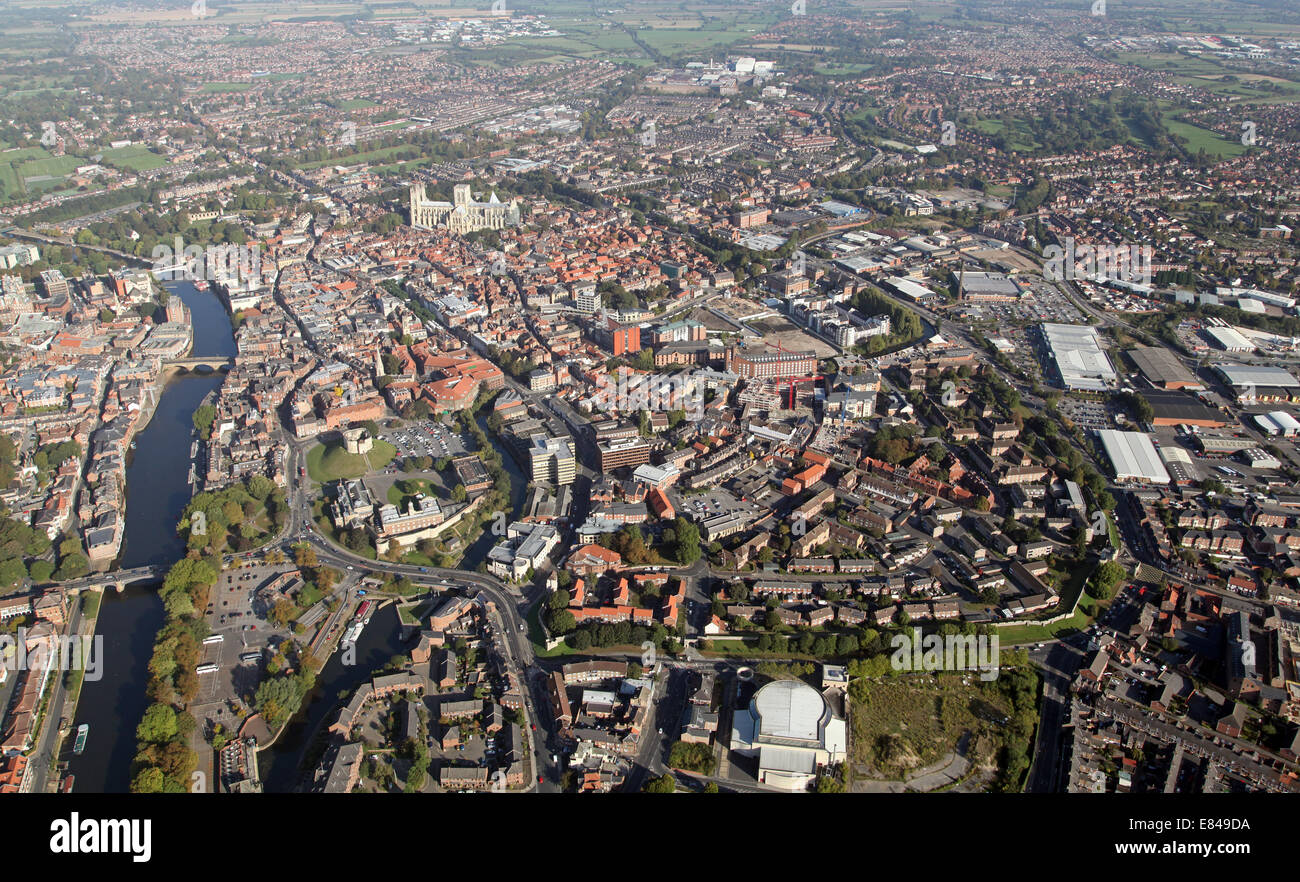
[99,145,168,172]
[971,118,1040,152]
[387,477,436,506]
[297,144,418,171]
[1162,115,1250,158]
[306,438,396,482]
[0,145,85,203]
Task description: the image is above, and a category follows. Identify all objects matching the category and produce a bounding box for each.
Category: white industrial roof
[1205,326,1254,351]
[1042,323,1117,384]
[1271,411,1300,430]
[758,746,817,775]
[1098,429,1170,483]
[754,679,826,742]
[1216,364,1300,388]
[887,276,936,301]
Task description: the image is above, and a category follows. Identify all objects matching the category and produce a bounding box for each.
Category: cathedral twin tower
[408,182,521,233]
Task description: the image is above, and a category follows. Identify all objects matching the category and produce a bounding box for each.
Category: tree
[54,553,89,581]
[294,545,318,570]
[642,774,676,793]
[668,517,701,565]
[163,591,195,618]
[131,767,165,793]
[547,609,576,635]
[269,598,296,629]
[0,558,26,589]
[1088,561,1126,600]
[137,703,179,743]
[192,404,217,440]
[247,474,274,500]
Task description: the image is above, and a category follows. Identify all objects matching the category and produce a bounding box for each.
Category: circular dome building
[730,678,846,790]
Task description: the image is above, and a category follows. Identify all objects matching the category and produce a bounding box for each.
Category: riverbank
[260,602,410,791]
[37,590,105,791]
[65,280,234,792]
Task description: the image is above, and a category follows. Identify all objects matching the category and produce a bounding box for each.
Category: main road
[270,432,568,790]
[26,598,86,793]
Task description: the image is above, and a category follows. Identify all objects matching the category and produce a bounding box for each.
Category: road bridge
[166,356,235,372]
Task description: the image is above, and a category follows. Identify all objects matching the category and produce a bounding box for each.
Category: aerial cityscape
[0,0,1296,832]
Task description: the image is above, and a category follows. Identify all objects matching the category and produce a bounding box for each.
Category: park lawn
[296,144,416,171]
[400,551,434,567]
[527,600,575,658]
[996,560,1100,645]
[18,153,82,179]
[99,145,168,172]
[994,608,1089,646]
[306,438,396,482]
[80,592,102,620]
[816,62,873,75]
[387,477,436,506]
[0,162,21,199]
[1162,115,1249,158]
[971,117,1040,152]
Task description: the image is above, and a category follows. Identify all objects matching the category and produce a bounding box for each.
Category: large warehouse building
[1039,323,1117,391]
[1214,364,1300,404]
[1141,389,1229,428]
[730,678,846,791]
[957,270,1021,302]
[1255,411,1300,437]
[1097,429,1170,484]
[1203,325,1255,353]
[1126,346,1202,390]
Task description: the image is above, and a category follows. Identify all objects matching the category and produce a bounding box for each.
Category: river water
[67,285,532,792]
[65,282,234,792]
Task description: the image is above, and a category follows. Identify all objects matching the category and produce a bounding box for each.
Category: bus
[239,652,262,664]
[202,634,224,645]
[196,663,219,674]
